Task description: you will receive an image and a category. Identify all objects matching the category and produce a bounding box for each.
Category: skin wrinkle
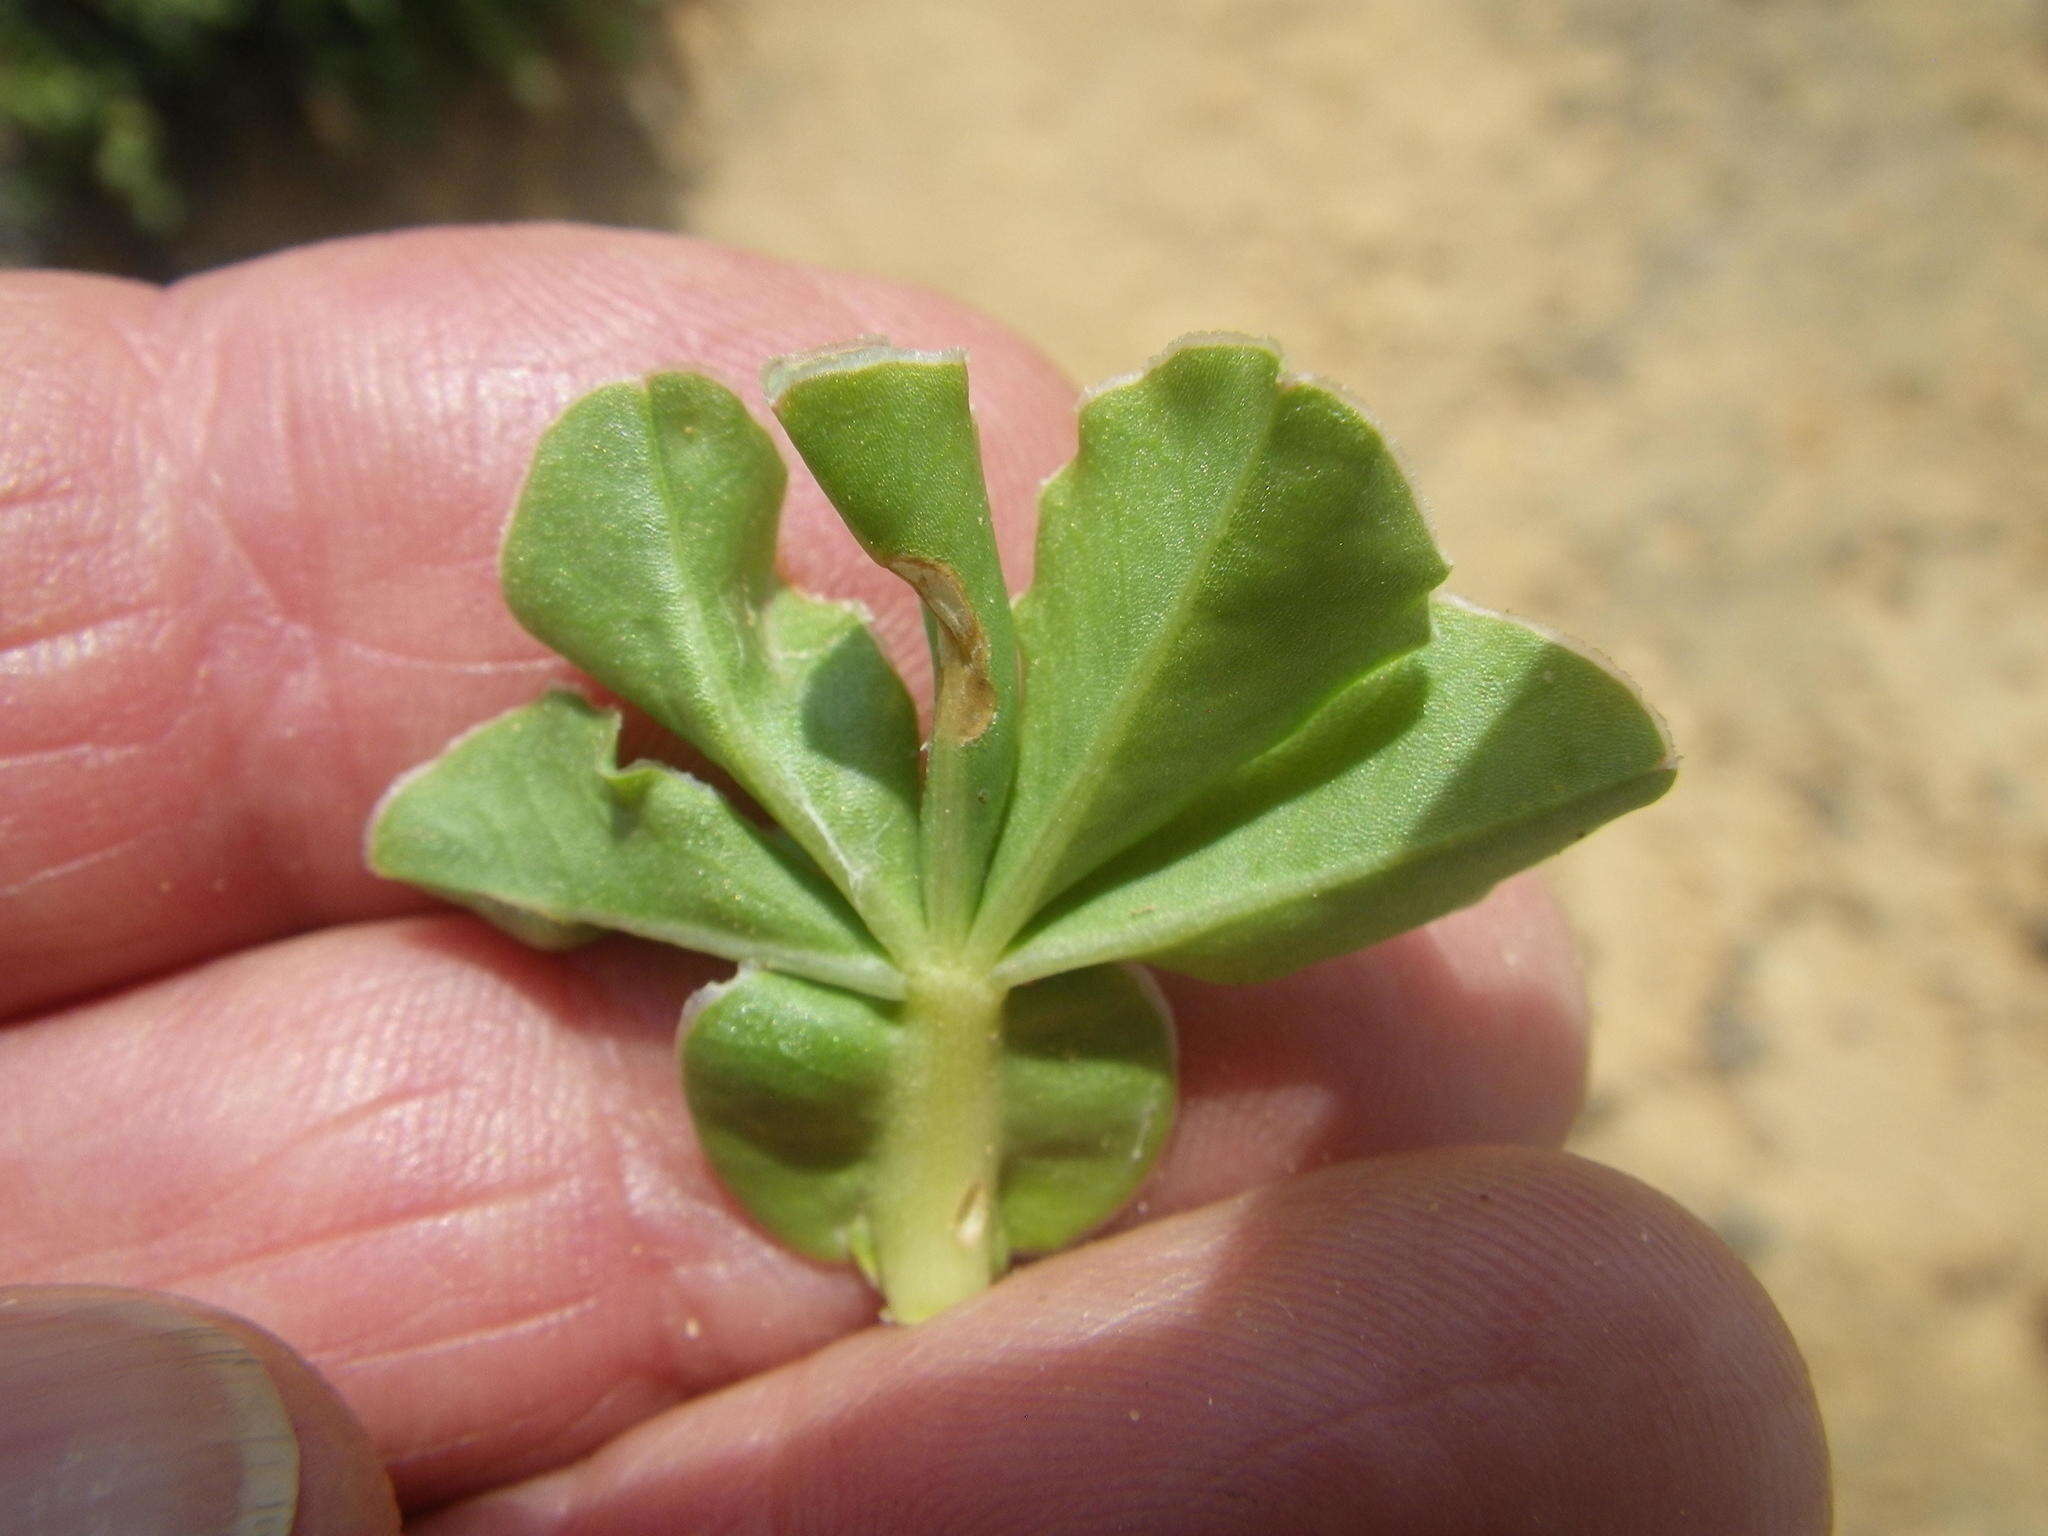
[271,329,472,780]
[164,282,384,938]
[0,664,186,804]
[0,826,160,900]
[0,455,73,517]
[142,285,267,736]
[149,1172,584,1294]
[368,927,849,1435]
[385,1426,498,1481]
[19,284,317,1002]
[387,1373,671,1492]
[5,952,583,1285]
[537,1379,685,1475]
[249,1078,473,1170]
[335,1292,609,1377]
[179,942,486,1116]
[0,288,184,917]
[329,1060,822,1499]
[0,602,175,672]
[0,738,151,773]
[582,1040,714,1396]
[230,1085,491,1217]
[95,276,177,391]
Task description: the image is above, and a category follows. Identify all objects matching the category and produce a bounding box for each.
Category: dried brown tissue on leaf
[889,554,997,743]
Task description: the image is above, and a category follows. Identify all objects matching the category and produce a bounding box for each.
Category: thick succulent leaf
[681,966,896,1265]
[974,336,1450,950]
[767,344,1020,934]
[997,599,1675,985]
[680,964,1175,1267]
[368,692,900,997]
[995,964,1175,1255]
[500,373,925,955]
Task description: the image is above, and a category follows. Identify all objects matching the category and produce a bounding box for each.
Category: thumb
[0,1287,398,1536]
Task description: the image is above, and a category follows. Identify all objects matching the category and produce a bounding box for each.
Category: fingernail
[0,1288,298,1536]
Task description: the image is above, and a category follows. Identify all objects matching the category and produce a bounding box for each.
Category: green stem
[922,710,976,947]
[868,965,1008,1322]
[913,571,1000,949]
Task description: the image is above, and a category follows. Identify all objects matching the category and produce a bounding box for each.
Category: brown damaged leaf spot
[890,556,997,744]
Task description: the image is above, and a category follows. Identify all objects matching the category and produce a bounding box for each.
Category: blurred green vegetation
[0,0,657,240]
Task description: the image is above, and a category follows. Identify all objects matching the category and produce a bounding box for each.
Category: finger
[1,889,1579,1508]
[0,228,1075,1017]
[420,1150,1829,1536]
[0,1285,398,1536]
[0,918,838,1511]
[1136,873,1587,1220]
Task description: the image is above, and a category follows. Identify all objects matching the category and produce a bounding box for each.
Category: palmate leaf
[367,334,1674,1325]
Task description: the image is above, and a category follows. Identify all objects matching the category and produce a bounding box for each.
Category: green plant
[0,0,652,235]
[368,336,1675,1322]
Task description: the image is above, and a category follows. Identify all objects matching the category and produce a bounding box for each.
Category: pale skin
[0,227,1828,1533]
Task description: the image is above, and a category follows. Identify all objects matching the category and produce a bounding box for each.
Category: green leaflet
[998,599,1676,985]
[501,373,926,956]
[368,335,1674,1325]
[768,345,1021,943]
[995,964,1176,1253]
[367,692,899,996]
[680,963,1173,1311]
[970,335,1450,954]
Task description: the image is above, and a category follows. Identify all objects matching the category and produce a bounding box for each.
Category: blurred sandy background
[665,3,2046,1530]
[24,0,2047,1528]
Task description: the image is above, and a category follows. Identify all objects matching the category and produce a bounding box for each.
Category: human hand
[0,227,1827,1533]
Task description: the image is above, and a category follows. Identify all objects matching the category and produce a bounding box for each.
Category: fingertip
[432,1149,1826,1536]
[212,1307,403,1536]
[0,1286,399,1536]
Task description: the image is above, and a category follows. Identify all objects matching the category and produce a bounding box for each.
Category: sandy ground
[669,2,2046,1530]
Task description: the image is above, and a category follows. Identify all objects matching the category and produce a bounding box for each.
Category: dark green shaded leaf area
[681,964,1173,1264]
[368,335,1673,1319]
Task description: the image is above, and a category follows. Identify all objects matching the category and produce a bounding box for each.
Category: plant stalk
[868,965,1008,1322]
[922,704,978,947]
